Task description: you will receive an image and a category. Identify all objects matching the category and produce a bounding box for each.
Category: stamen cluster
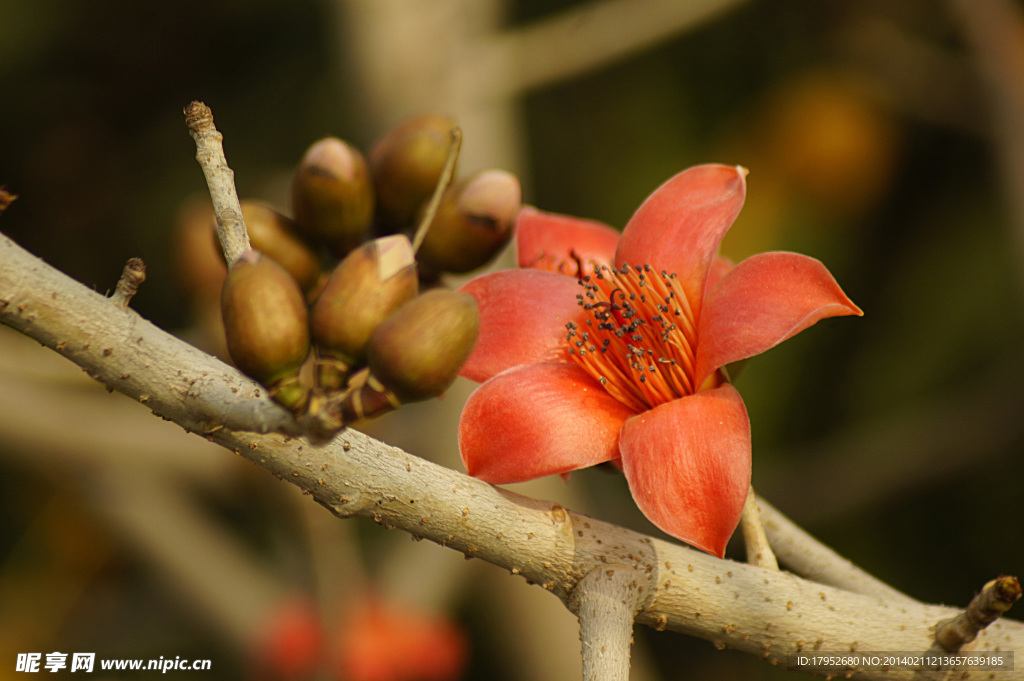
[566,263,698,412]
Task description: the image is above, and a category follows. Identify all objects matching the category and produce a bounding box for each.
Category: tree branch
[461,0,753,99]
[740,486,778,570]
[111,257,146,310]
[757,497,916,605]
[935,576,1022,652]
[570,565,642,681]
[184,101,250,267]
[2,230,1023,680]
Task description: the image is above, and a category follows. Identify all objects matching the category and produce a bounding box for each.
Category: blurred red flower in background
[336,596,468,681]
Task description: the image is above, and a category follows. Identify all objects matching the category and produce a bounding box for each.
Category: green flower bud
[291,137,374,257]
[222,251,310,412]
[416,169,521,276]
[236,200,321,294]
[370,114,458,232]
[309,235,418,391]
[366,289,479,403]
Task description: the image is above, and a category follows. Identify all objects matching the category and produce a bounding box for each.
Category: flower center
[565,263,698,413]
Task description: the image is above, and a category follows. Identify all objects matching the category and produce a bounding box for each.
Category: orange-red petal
[619,385,750,557]
[615,164,747,305]
[458,269,582,383]
[460,362,634,483]
[515,206,620,274]
[694,251,863,388]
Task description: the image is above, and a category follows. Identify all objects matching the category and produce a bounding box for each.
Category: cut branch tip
[183,101,250,267]
[112,257,147,310]
[934,575,1021,652]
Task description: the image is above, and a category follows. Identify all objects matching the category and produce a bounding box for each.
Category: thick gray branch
[1,231,1022,680]
[0,233,289,436]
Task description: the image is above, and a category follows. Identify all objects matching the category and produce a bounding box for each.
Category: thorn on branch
[112,258,146,310]
[934,575,1021,651]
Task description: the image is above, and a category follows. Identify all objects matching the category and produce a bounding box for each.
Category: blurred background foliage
[1,0,1023,679]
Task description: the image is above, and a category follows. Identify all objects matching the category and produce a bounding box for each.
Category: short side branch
[184,101,250,266]
[757,496,915,604]
[935,576,1022,651]
[571,565,642,681]
[740,486,778,570]
[111,258,146,310]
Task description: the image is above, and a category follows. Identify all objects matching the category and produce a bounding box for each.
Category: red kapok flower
[457,164,862,557]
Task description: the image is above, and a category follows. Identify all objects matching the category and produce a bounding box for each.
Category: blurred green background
[1,0,1022,679]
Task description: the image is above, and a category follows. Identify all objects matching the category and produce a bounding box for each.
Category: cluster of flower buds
[216,114,519,439]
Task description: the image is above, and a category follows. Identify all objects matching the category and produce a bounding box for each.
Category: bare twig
[463,0,753,98]
[570,566,642,681]
[757,497,915,605]
[111,257,146,310]
[740,486,778,570]
[184,101,250,267]
[935,576,1022,652]
[3,231,1024,680]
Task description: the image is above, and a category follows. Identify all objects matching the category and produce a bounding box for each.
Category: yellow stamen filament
[565,263,699,413]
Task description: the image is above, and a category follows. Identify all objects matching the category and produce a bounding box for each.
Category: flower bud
[309,235,418,391]
[238,200,322,294]
[291,137,374,257]
[370,114,458,232]
[366,289,479,403]
[416,169,521,276]
[222,251,310,412]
